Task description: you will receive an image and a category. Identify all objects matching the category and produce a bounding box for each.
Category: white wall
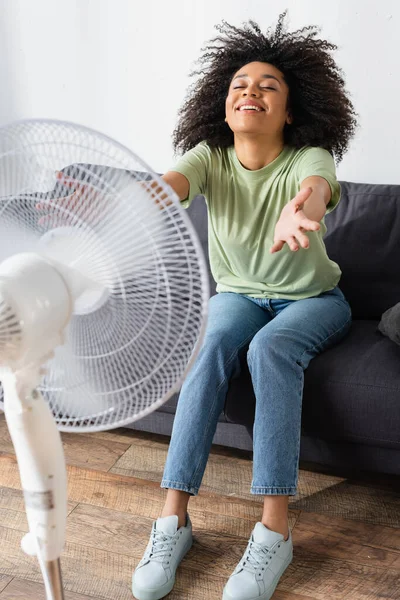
[0,0,398,183]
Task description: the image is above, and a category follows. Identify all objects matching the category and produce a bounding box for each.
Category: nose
[242,82,260,97]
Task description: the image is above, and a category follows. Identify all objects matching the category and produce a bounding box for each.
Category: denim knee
[247,331,295,368]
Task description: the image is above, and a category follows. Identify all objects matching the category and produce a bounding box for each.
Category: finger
[38,213,74,227]
[56,171,95,189]
[36,198,72,210]
[298,216,320,231]
[38,214,62,227]
[36,192,78,211]
[295,230,310,249]
[36,200,63,210]
[56,171,76,182]
[287,236,299,252]
[270,240,285,254]
[38,215,49,226]
[56,173,93,197]
[56,173,79,189]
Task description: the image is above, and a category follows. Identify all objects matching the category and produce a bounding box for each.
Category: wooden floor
[0,415,399,599]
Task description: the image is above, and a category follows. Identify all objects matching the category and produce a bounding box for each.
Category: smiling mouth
[236,105,264,113]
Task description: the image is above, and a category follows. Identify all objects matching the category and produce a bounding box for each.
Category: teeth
[239,105,261,111]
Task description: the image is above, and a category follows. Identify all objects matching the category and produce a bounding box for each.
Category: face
[225,61,292,138]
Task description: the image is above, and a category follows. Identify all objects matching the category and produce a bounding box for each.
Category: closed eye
[233,85,277,91]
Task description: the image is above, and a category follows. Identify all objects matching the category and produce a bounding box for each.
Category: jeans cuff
[160,479,199,496]
[251,485,297,495]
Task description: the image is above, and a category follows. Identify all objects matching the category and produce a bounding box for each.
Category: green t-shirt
[171,142,342,300]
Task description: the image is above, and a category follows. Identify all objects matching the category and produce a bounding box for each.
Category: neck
[234,134,284,171]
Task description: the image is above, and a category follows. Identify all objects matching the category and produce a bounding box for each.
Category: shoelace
[146,529,178,563]
[241,541,274,574]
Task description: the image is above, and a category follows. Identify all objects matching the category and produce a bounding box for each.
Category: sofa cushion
[378,302,400,346]
[224,320,400,450]
[324,181,400,319]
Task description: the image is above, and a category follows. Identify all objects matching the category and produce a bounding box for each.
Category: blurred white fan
[0,119,208,600]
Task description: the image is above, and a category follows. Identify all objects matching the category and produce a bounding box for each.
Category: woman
[133,14,357,600]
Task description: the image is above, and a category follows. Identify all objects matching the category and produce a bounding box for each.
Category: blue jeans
[161,287,352,496]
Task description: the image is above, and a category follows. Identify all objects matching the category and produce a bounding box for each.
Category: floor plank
[290,475,400,528]
[0,577,99,599]
[292,519,400,572]
[0,486,77,519]
[293,510,400,555]
[0,578,13,596]
[0,419,131,472]
[278,550,400,600]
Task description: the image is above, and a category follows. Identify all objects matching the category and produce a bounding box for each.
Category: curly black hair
[173,13,357,162]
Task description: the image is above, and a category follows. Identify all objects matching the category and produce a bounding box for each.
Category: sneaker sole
[132,538,193,600]
[222,549,293,600]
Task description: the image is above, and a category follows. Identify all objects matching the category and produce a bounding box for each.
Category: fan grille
[0,120,208,431]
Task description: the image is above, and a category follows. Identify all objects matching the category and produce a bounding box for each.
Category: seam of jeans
[160,480,198,495]
[251,491,297,496]
[289,365,304,491]
[189,329,261,490]
[291,315,352,483]
[251,485,297,489]
[250,485,297,494]
[161,479,194,487]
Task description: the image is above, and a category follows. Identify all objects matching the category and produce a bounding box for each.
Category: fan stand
[0,118,209,600]
[3,369,68,600]
[21,532,65,599]
[37,550,65,600]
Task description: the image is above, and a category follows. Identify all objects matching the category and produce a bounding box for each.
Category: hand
[36,172,171,229]
[36,172,104,227]
[270,187,320,254]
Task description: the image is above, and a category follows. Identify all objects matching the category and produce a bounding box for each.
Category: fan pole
[38,557,65,600]
[2,371,68,600]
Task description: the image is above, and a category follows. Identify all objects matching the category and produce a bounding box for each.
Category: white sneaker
[132,514,193,600]
[222,523,293,600]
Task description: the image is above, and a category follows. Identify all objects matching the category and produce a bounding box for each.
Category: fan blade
[41,344,114,427]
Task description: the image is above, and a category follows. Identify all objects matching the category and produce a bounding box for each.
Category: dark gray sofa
[128,181,400,476]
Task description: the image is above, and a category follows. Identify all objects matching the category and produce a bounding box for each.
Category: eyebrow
[232,73,282,84]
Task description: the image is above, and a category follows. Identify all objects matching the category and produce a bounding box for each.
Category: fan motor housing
[0,252,72,368]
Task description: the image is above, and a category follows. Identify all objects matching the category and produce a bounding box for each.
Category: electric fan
[0,119,209,600]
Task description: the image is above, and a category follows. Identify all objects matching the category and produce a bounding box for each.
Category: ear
[286,112,293,125]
